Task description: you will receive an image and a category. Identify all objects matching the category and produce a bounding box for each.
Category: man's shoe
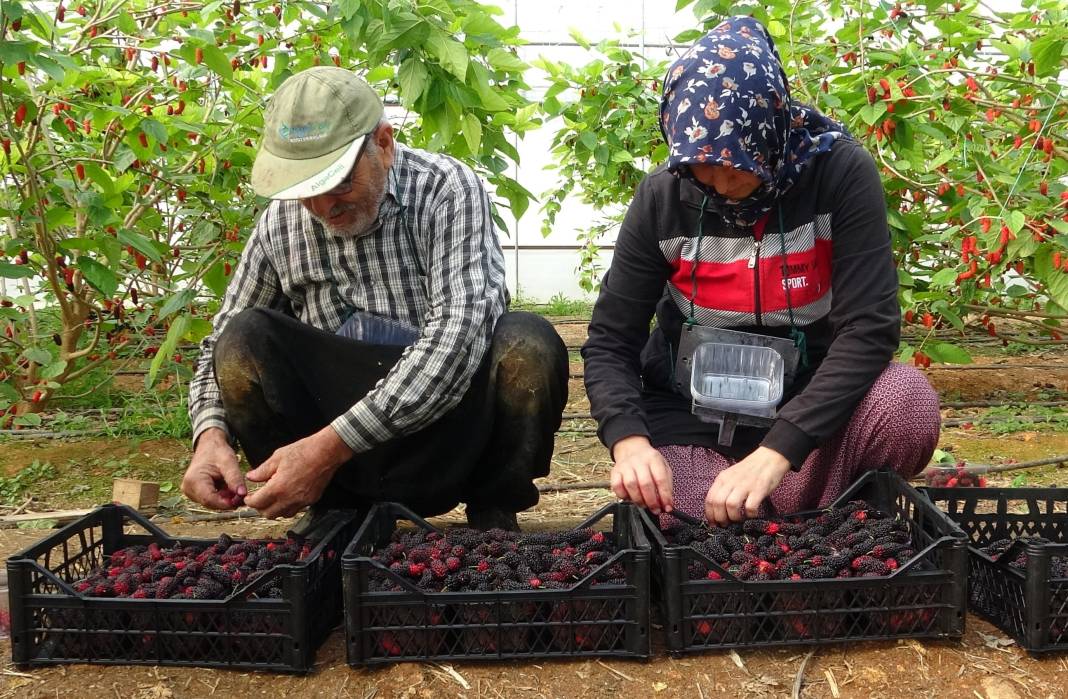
[466,506,520,532]
[288,505,368,538]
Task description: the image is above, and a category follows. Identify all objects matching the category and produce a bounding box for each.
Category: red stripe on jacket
[669,238,832,314]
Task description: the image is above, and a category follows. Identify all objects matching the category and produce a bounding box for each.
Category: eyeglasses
[321,136,370,197]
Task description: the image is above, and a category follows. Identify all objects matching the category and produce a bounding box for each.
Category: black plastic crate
[920,486,1068,653]
[342,502,650,664]
[6,504,360,672]
[643,470,968,653]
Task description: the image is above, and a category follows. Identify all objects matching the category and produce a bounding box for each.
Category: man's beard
[310,158,389,238]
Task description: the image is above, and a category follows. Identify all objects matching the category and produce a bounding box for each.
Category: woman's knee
[871,363,940,429]
[866,363,941,473]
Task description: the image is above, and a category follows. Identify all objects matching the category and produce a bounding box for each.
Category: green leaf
[1006,210,1026,236]
[114,148,137,173]
[147,314,190,388]
[467,64,510,111]
[1045,261,1068,311]
[427,33,469,81]
[76,256,118,297]
[38,359,67,380]
[1007,233,1038,261]
[379,13,428,48]
[13,413,42,428]
[156,288,195,322]
[923,342,972,365]
[115,11,138,35]
[29,54,65,82]
[486,48,527,72]
[461,113,482,154]
[202,260,230,297]
[186,318,214,343]
[1031,37,1066,76]
[201,45,234,81]
[140,119,168,146]
[567,27,591,50]
[929,268,959,287]
[24,348,52,366]
[610,150,634,163]
[766,20,786,37]
[83,162,115,195]
[931,448,956,464]
[117,229,163,263]
[397,58,429,104]
[0,262,34,279]
[859,102,887,125]
[0,40,32,64]
[341,11,365,44]
[365,65,394,84]
[0,382,18,403]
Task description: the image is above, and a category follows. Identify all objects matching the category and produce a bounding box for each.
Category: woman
[581,16,940,527]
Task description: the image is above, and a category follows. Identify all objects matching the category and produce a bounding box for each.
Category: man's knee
[214,308,281,402]
[490,311,568,408]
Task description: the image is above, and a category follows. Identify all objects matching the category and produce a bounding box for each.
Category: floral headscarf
[660,16,850,228]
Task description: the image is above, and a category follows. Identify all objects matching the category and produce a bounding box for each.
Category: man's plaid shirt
[189,143,509,453]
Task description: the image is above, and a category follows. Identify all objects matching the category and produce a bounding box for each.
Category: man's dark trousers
[212,308,569,516]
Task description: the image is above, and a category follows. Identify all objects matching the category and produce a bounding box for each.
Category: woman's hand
[610,435,674,515]
[704,446,791,526]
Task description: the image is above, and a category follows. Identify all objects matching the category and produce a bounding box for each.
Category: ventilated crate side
[7,505,356,672]
[921,486,1068,653]
[342,502,650,664]
[649,470,967,653]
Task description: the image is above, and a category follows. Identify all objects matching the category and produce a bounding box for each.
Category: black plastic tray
[6,504,360,672]
[920,485,1068,653]
[643,470,968,653]
[342,501,650,664]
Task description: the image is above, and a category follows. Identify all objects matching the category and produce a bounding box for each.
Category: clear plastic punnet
[689,342,784,418]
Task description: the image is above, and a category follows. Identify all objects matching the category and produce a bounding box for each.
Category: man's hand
[182,427,247,510]
[704,446,791,526]
[243,426,354,519]
[610,435,673,515]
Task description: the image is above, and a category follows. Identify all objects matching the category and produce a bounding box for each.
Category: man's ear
[376,121,395,161]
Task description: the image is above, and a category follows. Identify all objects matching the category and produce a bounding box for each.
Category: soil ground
[2,322,1068,698]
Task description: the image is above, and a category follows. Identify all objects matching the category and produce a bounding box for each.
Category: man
[183,67,568,530]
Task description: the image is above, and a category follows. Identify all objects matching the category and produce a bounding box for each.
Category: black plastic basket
[643,470,968,653]
[920,486,1068,653]
[6,504,360,672]
[342,502,650,664]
